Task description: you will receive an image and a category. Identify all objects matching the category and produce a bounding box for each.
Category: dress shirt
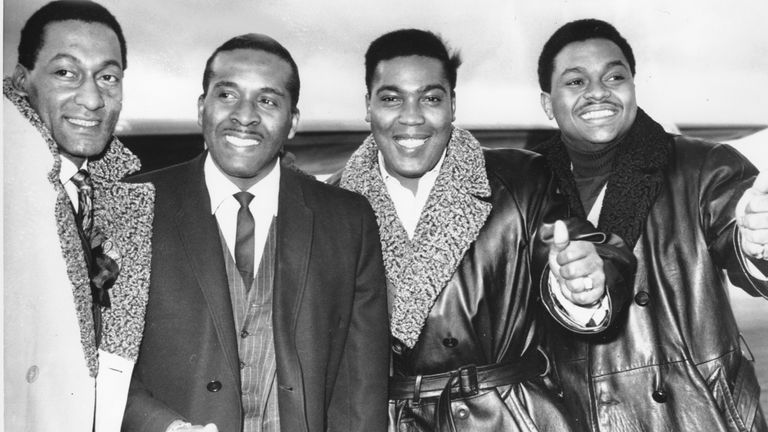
[205,155,280,273]
[60,157,87,211]
[378,150,446,239]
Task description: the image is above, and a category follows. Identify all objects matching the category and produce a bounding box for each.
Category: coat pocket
[707,355,762,432]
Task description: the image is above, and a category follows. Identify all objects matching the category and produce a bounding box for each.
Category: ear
[287,108,300,140]
[540,92,554,120]
[451,91,457,122]
[197,94,205,127]
[11,64,31,97]
[364,93,371,123]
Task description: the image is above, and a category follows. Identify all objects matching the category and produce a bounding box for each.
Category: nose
[584,80,610,101]
[231,100,261,126]
[398,98,425,126]
[74,78,105,111]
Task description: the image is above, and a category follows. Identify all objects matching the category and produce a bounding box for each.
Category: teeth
[396,138,427,149]
[225,135,261,147]
[67,118,99,127]
[581,109,615,120]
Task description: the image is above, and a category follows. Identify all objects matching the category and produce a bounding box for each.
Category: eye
[259,97,278,107]
[99,74,121,84]
[606,74,626,82]
[380,95,400,103]
[565,78,584,87]
[54,69,76,79]
[217,90,237,101]
[423,95,442,104]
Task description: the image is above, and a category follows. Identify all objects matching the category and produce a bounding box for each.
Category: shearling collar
[4,78,153,376]
[340,127,492,348]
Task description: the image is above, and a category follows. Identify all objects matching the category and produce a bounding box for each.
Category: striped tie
[71,169,93,238]
[234,191,255,287]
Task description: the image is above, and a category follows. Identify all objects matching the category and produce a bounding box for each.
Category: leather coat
[541,134,768,432]
[340,141,635,432]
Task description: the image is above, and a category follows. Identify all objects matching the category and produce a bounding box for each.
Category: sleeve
[326,198,390,432]
[703,143,768,298]
[121,369,185,432]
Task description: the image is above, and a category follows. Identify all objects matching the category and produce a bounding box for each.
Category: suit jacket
[122,153,389,432]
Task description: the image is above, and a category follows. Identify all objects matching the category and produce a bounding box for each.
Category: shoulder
[483,148,552,186]
[125,155,202,191]
[670,134,755,174]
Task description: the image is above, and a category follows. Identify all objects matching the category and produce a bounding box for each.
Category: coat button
[442,337,458,348]
[456,404,470,419]
[26,365,39,383]
[240,329,249,338]
[634,291,650,306]
[392,341,404,355]
[652,389,668,403]
[207,380,222,392]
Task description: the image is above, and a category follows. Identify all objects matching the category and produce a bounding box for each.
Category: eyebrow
[560,60,629,76]
[49,53,123,70]
[375,83,448,95]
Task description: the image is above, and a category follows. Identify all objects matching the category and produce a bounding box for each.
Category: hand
[542,220,606,306]
[737,172,768,260]
[166,421,219,432]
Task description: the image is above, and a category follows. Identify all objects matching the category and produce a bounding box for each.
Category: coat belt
[388,348,547,402]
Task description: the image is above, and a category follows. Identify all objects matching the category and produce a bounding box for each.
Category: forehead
[209,49,292,87]
[371,55,449,89]
[553,38,629,72]
[37,19,122,68]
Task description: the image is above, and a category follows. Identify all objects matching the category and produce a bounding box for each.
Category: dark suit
[122,153,389,432]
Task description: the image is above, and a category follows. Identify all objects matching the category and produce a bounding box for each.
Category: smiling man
[122,34,389,432]
[3,1,154,430]
[534,18,768,431]
[338,29,635,431]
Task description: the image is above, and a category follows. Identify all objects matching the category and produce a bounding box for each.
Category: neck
[563,140,619,178]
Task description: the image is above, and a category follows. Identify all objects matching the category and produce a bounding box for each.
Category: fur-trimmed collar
[340,127,491,348]
[535,108,671,247]
[4,78,153,376]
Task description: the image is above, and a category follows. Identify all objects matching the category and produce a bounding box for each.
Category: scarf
[535,107,671,247]
[340,127,492,348]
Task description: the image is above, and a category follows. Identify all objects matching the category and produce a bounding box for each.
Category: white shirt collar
[60,157,88,209]
[377,148,447,239]
[204,153,280,217]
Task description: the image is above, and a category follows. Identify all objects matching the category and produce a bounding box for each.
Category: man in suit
[122,34,389,432]
[3,1,154,431]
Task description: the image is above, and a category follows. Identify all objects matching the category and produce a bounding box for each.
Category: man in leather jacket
[534,18,768,432]
[338,29,636,431]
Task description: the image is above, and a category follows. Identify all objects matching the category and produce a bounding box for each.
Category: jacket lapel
[273,168,312,420]
[173,153,240,382]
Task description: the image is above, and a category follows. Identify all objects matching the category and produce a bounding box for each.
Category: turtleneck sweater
[564,142,619,214]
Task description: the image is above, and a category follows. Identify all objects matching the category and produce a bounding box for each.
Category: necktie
[234,191,255,286]
[71,169,94,238]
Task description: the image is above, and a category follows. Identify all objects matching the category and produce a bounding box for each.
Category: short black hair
[18,0,127,70]
[201,33,300,110]
[538,18,635,92]
[364,29,462,93]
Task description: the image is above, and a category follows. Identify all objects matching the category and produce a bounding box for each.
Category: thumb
[552,220,570,252]
[753,172,768,195]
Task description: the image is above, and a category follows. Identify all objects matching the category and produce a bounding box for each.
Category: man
[3,1,154,431]
[338,29,635,431]
[534,18,768,431]
[122,34,389,432]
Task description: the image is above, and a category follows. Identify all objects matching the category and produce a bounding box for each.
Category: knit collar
[536,107,671,247]
[340,127,492,347]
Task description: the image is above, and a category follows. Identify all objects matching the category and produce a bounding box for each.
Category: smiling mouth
[580,109,617,121]
[225,135,261,147]
[394,136,429,149]
[66,117,100,128]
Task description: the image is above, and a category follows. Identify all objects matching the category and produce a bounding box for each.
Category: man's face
[198,49,299,190]
[13,20,124,167]
[541,38,637,152]
[366,55,455,182]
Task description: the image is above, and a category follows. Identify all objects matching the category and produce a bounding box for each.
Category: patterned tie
[71,169,94,238]
[234,191,255,286]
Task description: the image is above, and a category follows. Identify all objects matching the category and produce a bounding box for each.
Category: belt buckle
[458,364,478,397]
